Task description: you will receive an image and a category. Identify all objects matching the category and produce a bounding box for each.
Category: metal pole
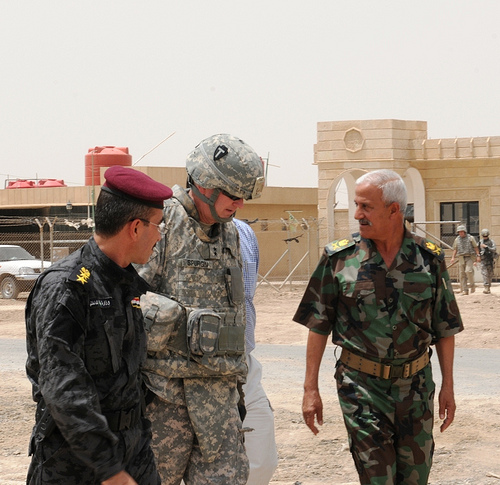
[34,218,44,269]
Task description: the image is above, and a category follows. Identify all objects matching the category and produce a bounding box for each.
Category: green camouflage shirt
[293,229,463,361]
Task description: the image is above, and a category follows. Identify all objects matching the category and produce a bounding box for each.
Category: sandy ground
[1,282,500,485]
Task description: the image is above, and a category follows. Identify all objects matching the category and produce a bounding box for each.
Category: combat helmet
[186,134,265,223]
[457,225,467,233]
[481,228,490,237]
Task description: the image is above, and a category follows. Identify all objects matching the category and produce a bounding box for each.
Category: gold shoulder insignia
[76,266,91,284]
[425,241,442,256]
[417,239,444,261]
[325,238,355,255]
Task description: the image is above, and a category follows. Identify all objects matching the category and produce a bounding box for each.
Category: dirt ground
[1,283,500,485]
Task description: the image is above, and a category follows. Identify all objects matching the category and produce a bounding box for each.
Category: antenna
[133,131,176,165]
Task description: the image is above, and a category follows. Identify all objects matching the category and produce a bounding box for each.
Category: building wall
[0,166,319,280]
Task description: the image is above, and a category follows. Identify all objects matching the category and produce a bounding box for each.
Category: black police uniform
[26,237,159,484]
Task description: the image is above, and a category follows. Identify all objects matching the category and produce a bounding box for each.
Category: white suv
[0,245,51,299]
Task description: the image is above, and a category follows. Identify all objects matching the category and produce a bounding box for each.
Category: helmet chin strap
[190,185,235,224]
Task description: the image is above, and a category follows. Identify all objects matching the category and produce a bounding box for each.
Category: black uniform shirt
[26,237,149,480]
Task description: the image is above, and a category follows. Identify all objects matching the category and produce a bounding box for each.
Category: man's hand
[102,471,137,485]
[302,388,323,435]
[438,385,456,433]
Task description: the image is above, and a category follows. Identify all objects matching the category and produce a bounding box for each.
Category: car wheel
[1,276,19,299]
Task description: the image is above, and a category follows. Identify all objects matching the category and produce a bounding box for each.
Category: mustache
[358,219,372,226]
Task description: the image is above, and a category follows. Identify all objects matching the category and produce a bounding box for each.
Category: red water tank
[37,179,67,187]
[6,179,35,189]
[85,146,132,186]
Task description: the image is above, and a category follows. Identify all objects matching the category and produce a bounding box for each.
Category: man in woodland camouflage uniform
[136,134,265,484]
[293,169,463,485]
[478,228,497,294]
[26,166,172,485]
[450,224,480,295]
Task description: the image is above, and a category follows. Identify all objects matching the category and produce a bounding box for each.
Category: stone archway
[325,167,426,242]
[402,167,426,237]
[326,168,368,242]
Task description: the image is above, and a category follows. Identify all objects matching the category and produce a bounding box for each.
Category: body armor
[139,185,247,388]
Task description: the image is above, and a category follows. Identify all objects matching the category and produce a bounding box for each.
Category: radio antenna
[133,131,176,165]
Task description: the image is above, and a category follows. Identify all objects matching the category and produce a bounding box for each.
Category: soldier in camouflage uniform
[479,228,497,293]
[293,169,463,485]
[450,225,480,295]
[136,134,265,484]
[25,166,172,485]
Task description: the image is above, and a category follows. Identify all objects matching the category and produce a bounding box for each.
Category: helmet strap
[190,185,234,224]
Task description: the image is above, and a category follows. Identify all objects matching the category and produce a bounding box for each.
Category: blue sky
[2,0,500,189]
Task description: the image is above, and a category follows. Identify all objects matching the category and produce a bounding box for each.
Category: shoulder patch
[325,238,355,256]
[418,239,445,261]
[69,265,92,285]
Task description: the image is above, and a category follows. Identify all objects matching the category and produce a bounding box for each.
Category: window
[440,202,479,246]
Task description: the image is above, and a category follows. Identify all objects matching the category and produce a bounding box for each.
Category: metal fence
[249,218,321,290]
[0,216,325,293]
[2,216,479,296]
[0,216,93,265]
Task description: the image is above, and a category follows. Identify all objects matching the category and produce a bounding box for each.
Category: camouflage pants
[481,262,494,288]
[335,362,435,485]
[146,383,249,485]
[26,419,159,485]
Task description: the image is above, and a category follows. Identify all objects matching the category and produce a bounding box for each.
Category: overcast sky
[2,1,500,190]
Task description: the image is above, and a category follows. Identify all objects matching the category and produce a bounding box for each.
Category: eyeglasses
[136,218,167,235]
[220,189,242,201]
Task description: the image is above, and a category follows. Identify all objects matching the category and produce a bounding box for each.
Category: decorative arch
[326,168,368,241]
[325,167,426,242]
[402,167,426,236]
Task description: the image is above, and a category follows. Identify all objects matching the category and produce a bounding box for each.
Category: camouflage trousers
[146,379,249,485]
[335,362,435,485]
[26,419,159,485]
[481,262,494,288]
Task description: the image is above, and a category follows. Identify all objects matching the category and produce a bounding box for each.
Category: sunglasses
[220,189,242,201]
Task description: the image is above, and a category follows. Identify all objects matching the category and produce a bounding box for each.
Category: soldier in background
[293,169,463,484]
[25,166,173,485]
[450,224,480,295]
[479,228,497,294]
[136,134,265,484]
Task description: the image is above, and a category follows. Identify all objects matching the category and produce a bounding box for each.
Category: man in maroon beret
[26,166,172,485]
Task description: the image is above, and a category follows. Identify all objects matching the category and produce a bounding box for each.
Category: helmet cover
[186,134,265,200]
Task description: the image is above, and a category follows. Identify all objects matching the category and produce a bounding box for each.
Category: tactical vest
[455,234,475,256]
[143,186,247,379]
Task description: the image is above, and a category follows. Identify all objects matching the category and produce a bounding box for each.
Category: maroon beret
[102,166,173,209]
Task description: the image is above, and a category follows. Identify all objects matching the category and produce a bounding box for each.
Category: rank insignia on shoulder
[325,238,355,255]
[425,241,442,256]
[131,297,141,309]
[418,239,444,260]
[69,265,91,285]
